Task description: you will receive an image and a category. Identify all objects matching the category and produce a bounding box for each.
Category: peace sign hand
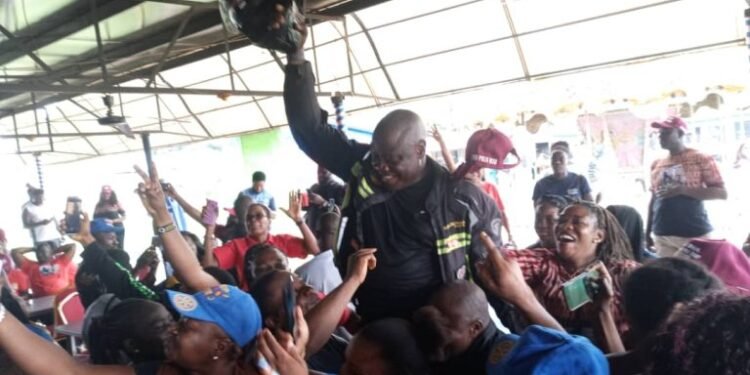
[134,163,171,223]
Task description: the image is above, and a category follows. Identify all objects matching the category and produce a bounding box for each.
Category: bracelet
[156,222,176,235]
[295,219,304,226]
[0,303,5,324]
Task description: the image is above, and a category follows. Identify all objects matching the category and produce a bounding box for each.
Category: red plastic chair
[54,289,84,326]
[53,288,86,357]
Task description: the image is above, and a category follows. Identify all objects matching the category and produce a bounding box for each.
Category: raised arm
[163,183,203,225]
[281,192,319,256]
[135,164,219,292]
[283,20,368,181]
[0,303,134,375]
[10,247,33,268]
[475,232,564,332]
[305,249,375,355]
[431,125,457,172]
[58,243,77,262]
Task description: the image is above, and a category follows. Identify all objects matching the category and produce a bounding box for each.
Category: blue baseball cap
[90,218,117,234]
[491,325,608,374]
[167,285,262,347]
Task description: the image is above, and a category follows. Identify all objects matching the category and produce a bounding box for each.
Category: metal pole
[34,152,44,190]
[141,132,153,177]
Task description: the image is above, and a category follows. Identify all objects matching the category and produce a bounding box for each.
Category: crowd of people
[0,8,749,375]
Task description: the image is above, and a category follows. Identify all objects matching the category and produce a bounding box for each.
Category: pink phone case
[202,199,219,225]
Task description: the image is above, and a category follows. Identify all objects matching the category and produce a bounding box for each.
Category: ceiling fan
[51,94,189,139]
[96,94,134,138]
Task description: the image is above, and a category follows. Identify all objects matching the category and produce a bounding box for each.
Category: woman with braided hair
[503,201,640,350]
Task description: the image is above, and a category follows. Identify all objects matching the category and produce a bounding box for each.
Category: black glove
[222,0,305,53]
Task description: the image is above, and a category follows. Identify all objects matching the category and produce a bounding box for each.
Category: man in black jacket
[73,216,158,308]
[281,17,505,322]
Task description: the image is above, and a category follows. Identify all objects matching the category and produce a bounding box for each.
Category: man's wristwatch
[156,222,176,235]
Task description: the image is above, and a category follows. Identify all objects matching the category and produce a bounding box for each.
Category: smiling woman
[506,202,639,350]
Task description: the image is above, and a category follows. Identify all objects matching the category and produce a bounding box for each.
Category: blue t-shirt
[532,173,591,203]
[240,188,276,211]
[652,196,712,237]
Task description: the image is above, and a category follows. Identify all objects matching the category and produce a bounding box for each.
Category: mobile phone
[201,199,219,225]
[300,191,309,209]
[562,269,600,311]
[282,275,296,337]
[64,197,82,234]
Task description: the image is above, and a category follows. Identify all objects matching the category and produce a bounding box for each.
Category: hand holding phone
[282,275,296,339]
[563,267,601,311]
[201,199,219,226]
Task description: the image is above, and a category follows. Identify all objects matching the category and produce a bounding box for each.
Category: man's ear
[416,139,427,158]
[469,319,485,337]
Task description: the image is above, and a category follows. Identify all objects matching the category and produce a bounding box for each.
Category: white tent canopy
[0,0,748,164]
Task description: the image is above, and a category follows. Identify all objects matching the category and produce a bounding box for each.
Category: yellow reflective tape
[443,221,465,231]
[360,177,374,195]
[437,233,470,255]
[357,184,372,199]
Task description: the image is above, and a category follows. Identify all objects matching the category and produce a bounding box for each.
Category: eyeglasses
[246,214,267,221]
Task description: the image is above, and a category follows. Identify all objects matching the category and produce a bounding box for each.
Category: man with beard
[74,216,159,307]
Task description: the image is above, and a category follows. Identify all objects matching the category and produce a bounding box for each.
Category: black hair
[88,299,168,365]
[249,270,288,321]
[252,171,266,182]
[356,318,431,375]
[606,205,645,262]
[646,293,750,375]
[569,201,635,265]
[96,188,119,208]
[243,244,288,288]
[624,257,723,336]
[535,194,568,210]
[180,231,206,260]
[204,266,237,286]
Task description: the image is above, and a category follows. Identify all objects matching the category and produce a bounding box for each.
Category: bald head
[432,280,491,325]
[369,110,428,191]
[373,109,426,145]
[413,280,491,362]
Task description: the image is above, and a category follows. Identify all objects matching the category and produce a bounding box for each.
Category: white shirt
[294,250,342,294]
[22,201,60,243]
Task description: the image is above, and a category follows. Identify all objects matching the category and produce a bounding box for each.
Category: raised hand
[430,124,444,143]
[475,232,532,305]
[280,191,303,223]
[69,212,95,247]
[134,163,170,222]
[256,308,309,375]
[346,248,377,285]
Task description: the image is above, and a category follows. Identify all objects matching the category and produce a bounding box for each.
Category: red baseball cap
[453,128,520,179]
[680,239,750,295]
[651,116,688,131]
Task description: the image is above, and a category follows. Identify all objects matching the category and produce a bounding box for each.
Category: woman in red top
[203,192,319,290]
[506,201,639,349]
